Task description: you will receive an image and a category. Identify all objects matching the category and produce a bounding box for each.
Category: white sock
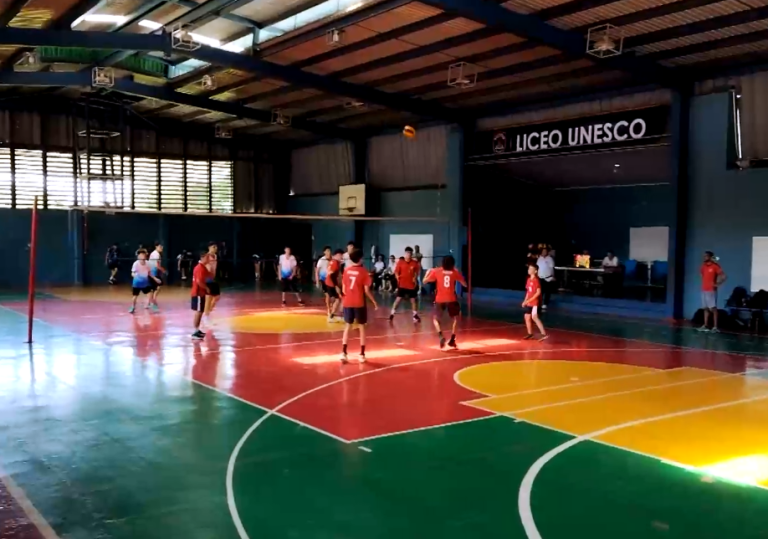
[391,308,395,315]
[413,310,418,316]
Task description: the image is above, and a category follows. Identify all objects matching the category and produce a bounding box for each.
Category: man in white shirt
[279,246,305,306]
[602,251,620,268]
[343,241,355,269]
[536,247,556,311]
[601,250,621,297]
[316,246,332,312]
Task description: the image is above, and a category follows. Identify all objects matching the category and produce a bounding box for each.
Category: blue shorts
[191,296,206,311]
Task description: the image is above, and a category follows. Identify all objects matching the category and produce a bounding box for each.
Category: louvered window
[132,157,159,211]
[160,159,184,212]
[0,147,11,208]
[46,152,75,209]
[211,160,233,214]
[14,149,44,209]
[186,160,209,212]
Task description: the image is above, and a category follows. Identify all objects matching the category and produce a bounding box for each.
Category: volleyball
[403,125,416,138]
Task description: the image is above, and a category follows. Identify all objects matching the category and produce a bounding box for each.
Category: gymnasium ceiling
[0,0,765,145]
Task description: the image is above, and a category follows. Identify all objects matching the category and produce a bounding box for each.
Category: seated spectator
[602,250,620,270]
[537,247,556,311]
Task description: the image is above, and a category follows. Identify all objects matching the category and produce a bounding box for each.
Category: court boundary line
[224,346,680,539]
[517,391,768,539]
[350,415,497,443]
[0,469,61,539]
[482,318,768,360]
[467,370,736,416]
[452,360,673,398]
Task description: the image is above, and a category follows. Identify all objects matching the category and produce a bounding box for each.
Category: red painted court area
[6,287,756,442]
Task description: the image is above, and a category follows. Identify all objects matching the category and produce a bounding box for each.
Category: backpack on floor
[749,290,768,310]
[727,286,749,308]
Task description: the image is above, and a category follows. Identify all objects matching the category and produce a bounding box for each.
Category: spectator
[106,243,120,284]
[698,251,726,333]
[177,250,192,282]
[373,255,386,290]
[602,250,620,269]
[252,253,262,281]
[413,245,424,293]
[383,255,397,292]
[526,244,538,267]
[601,250,621,297]
[536,247,556,311]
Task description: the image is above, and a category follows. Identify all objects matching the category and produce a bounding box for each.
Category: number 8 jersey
[425,268,467,303]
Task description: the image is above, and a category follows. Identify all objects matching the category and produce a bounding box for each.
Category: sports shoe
[448,338,457,349]
[358,354,366,364]
[192,330,205,340]
[413,313,421,323]
[697,326,710,333]
[542,305,548,311]
[340,353,349,364]
[538,334,549,342]
[128,306,135,314]
[151,304,159,312]
[298,300,306,306]
[282,300,287,306]
[388,314,394,322]
[710,327,720,334]
[523,334,534,340]
[439,336,446,349]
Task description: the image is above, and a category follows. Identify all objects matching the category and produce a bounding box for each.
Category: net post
[26,196,39,344]
[467,207,472,317]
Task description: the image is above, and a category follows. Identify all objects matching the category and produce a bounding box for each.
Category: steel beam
[169,0,261,28]
[53,0,106,29]
[0,27,168,51]
[419,0,680,86]
[0,0,30,27]
[0,69,356,139]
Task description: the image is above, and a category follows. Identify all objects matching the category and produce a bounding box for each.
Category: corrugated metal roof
[665,38,768,64]
[441,33,524,58]
[500,0,571,15]
[399,17,483,46]
[232,0,317,25]
[307,37,416,74]
[264,25,379,65]
[357,2,442,33]
[345,51,454,83]
[552,0,682,30]
[480,46,560,69]
[621,0,755,38]
[637,19,768,53]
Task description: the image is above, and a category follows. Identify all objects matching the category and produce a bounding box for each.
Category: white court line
[358,446,372,453]
[224,346,678,539]
[452,359,673,398]
[351,415,497,443]
[497,370,734,415]
[0,471,60,539]
[517,392,768,539]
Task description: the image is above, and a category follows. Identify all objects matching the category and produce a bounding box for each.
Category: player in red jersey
[190,252,211,340]
[324,249,344,322]
[340,249,378,364]
[523,264,548,341]
[389,246,422,323]
[423,255,466,349]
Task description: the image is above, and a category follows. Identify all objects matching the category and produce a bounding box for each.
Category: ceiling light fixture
[72,14,127,27]
[138,19,163,30]
[189,33,221,48]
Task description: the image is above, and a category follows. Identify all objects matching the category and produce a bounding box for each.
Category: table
[555,266,604,291]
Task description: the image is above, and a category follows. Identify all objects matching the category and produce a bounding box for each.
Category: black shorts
[191,296,206,311]
[132,286,152,296]
[322,283,339,299]
[108,261,119,270]
[281,278,298,292]
[207,282,220,297]
[343,306,367,325]
[397,287,418,299]
[524,305,540,315]
[435,301,461,318]
[151,275,164,289]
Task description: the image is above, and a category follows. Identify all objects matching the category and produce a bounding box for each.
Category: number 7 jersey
[342,265,372,308]
[425,268,467,303]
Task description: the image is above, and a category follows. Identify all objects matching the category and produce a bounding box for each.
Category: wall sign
[468,106,670,162]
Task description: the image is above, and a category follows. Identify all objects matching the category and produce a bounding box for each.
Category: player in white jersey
[279,246,305,306]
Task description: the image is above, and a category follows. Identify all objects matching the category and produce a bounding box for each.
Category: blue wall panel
[556,184,674,263]
[684,92,768,317]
